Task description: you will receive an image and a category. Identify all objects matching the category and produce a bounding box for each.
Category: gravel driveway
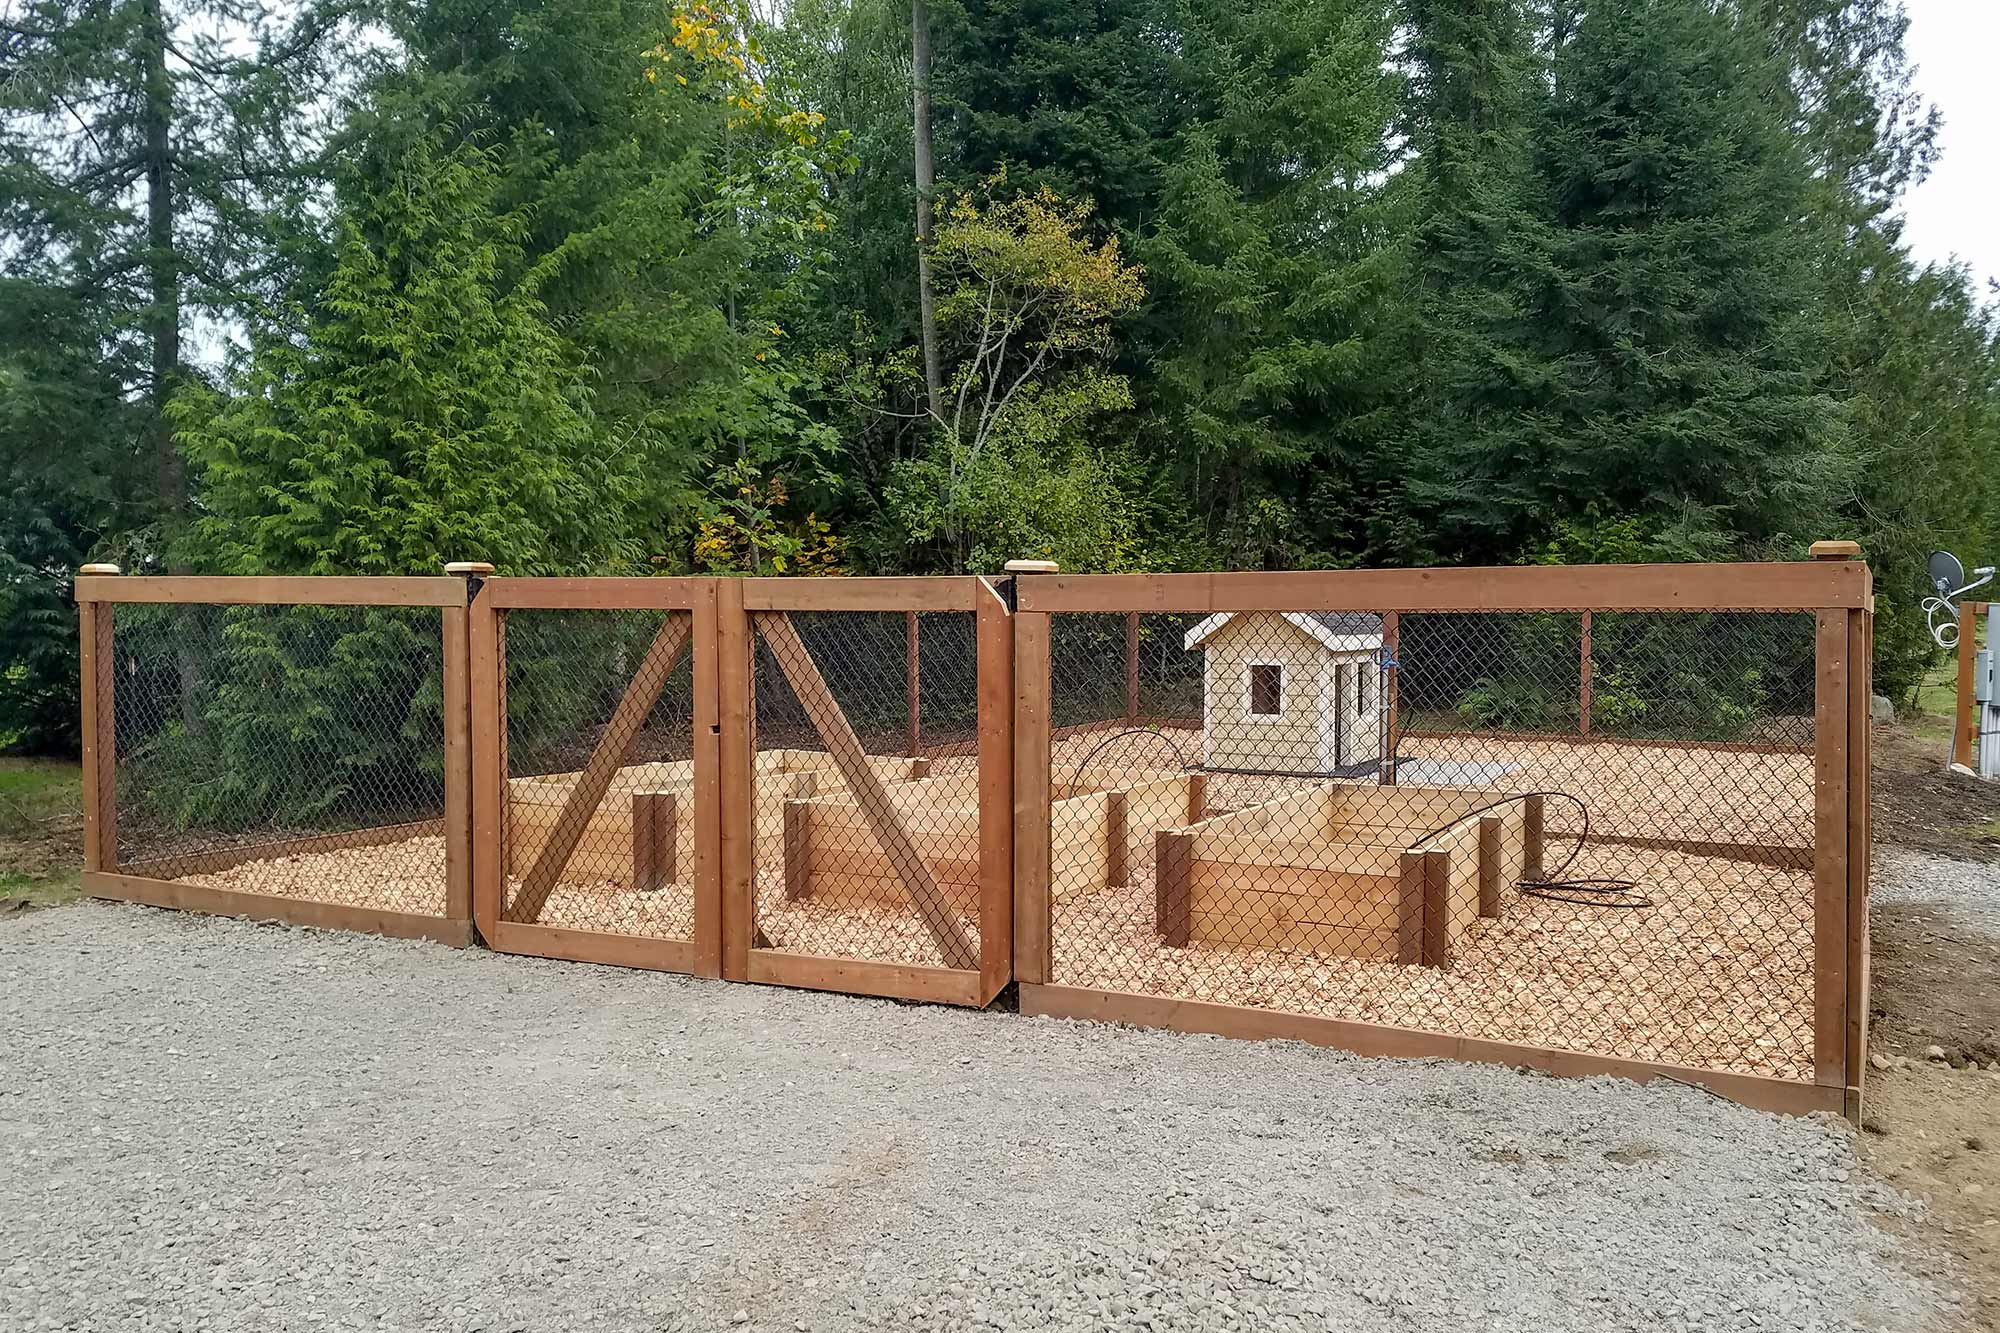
[0,902,1963,1332]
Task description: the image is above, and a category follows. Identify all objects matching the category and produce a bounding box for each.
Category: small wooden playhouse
[1184,611,1387,775]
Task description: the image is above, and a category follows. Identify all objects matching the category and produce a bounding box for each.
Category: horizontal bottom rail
[1018,982,1849,1119]
[482,919,703,975]
[748,949,983,1007]
[83,871,472,947]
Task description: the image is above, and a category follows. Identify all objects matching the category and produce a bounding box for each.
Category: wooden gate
[470,578,722,975]
[718,578,1013,1005]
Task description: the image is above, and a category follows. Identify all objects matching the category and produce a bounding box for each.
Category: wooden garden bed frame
[75,548,1873,1120]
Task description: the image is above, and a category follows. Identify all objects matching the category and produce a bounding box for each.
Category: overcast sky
[1897,0,2000,292]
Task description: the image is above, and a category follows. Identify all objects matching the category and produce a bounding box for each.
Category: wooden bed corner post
[1007,560,1056,985]
[453,563,500,944]
[977,576,1016,1003]
[1809,540,1861,1110]
[440,562,490,944]
[77,564,121,877]
[718,576,755,982]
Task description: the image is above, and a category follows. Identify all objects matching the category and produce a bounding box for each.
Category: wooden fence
[73,548,1873,1121]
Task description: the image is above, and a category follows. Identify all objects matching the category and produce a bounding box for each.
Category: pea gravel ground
[0,902,1964,1333]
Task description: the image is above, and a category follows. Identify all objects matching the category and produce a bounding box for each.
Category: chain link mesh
[499,608,698,938]
[1047,607,1819,1081]
[750,609,983,969]
[110,602,450,916]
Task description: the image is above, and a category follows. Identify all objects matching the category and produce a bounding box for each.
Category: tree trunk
[911,0,944,426]
[140,0,182,526]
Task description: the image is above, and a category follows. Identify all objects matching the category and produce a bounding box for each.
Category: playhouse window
[1249,663,1283,715]
[1357,666,1371,713]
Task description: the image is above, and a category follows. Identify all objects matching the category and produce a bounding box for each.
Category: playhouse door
[1334,664,1352,768]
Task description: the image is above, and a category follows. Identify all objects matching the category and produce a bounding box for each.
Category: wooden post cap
[1808,540,1861,560]
[1003,560,1060,574]
[444,561,496,576]
[78,563,122,575]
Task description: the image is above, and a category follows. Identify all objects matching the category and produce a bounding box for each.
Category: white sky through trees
[1897,0,2000,291]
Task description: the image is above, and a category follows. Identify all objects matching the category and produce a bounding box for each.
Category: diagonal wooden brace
[752,611,978,970]
[509,613,692,923]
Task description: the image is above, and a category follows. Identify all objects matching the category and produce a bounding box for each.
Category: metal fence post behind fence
[77,563,121,874]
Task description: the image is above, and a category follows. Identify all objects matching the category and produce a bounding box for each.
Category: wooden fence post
[441,562,490,940]
[466,574,504,941]
[718,577,755,982]
[1579,609,1593,737]
[976,576,1016,1003]
[1809,539,1860,1100]
[77,564,121,874]
[1955,600,1978,771]
[1007,560,1056,984]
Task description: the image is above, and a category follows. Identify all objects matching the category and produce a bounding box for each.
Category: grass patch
[0,756,84,912]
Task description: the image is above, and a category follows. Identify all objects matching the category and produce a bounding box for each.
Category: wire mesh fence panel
[498,607,698,938]
[110,601,452,917]
[1045,606,1820,1082]
[748,608,983,971]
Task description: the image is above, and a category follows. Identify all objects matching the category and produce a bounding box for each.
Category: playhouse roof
[1182,611,1384,654]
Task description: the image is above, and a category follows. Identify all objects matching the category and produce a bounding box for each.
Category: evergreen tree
[1136,0,1413,568]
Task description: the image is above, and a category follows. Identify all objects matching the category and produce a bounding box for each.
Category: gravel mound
[0,902,1960,1332]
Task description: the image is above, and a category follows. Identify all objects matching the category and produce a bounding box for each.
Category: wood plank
[1420,847,1451,969]
[633,792,677,891]
[510,612,692,923]
[747,951,984,1006]
[483,577,710,609]
[469,597,504,939]
[74,575,466,606]
[1397,728,1811,757]
[753,611,978,970]
[1016,984,1847,1118]
[1397,851,1426,965]
[743,577,979,611]
[83,871,471,945]
[1847,602,1871,1109]
[1539,830,1813,870]
[1188,909,1398,956]
[718,578,755,981]
[1013,563,1871,614]
[976,577,1016,1003]
[1013,610,1053,983]
[1105,790,1129,887]
[801,846,982,890]
[442,603,473,924]
[1478,815,1502,918]
[1957,600,1978,770]
[1157,829,1192,946]
[1813,609,1850,1090]
[1050,789,1112,902]
[1184,832,1409,875]
[78,599,115,872]
[1188,861,1402,909]
[482,919,699,973]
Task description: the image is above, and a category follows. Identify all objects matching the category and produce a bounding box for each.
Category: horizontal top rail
[1014,562,1871,614]
[743,576,981,612]
[483,576,712,610]
[74,575,468,607]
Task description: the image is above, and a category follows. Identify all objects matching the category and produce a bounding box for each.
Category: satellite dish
[1930,550,1968,598]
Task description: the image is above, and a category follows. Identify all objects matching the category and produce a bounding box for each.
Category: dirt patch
[1858,1060,2000,1330]
[1866,719,2000,1325]
[1871,723,2000,861]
